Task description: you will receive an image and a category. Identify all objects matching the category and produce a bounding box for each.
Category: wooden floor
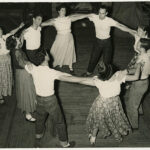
[1,21,150,148]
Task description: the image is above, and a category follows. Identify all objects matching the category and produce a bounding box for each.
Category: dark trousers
[124,79,149,129]
[36,95,68,142]
[87,38,112,73]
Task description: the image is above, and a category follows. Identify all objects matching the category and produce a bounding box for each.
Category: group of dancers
[0,4,150,147]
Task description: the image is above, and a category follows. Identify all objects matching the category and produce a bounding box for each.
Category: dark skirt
[16,69,37,112]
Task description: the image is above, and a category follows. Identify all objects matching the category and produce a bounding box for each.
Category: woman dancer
[41,4,92,74]
[0,22,24,104]
[6,35,37,122]
[75,61,142,144]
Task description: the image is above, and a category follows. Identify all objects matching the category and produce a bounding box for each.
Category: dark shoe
[81,72,93,77]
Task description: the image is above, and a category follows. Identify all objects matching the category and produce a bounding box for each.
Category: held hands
[19,22,25,29]
[26,62,33,71]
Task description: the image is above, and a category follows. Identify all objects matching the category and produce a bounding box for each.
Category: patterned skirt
[50,33,76,68]
[86,95,131,141]
[16,69,37,113]
[0,54,12,97]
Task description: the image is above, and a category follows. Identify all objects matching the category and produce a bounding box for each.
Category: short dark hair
[32,51,46,66]
[56,4,67,12]
[6,36,17,50]
[97,62,113,81]
[140,38,150,51]
[99,5,108,12]
[32,11,43,19]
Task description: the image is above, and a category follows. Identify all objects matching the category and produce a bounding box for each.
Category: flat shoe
[0,99,5,105]
[25,116,36,122]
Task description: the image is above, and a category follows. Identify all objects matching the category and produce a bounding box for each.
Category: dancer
[124,38,150,129]
[82,5,135,77]
[127,25,149,69]
[41,4,92,74]
[0,22,24,104]
[21,12,43,65]
[25,52,81,147]
[75,61,142,144]
[6,35,37,122]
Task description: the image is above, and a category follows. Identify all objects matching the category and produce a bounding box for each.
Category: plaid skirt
[0,54,12,97]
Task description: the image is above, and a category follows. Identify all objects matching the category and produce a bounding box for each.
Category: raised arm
[69,13,91,22]
[41,18,55,27]
[8,22,25,36]
[126,63,142,81]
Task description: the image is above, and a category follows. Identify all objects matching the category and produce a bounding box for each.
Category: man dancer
[125,38,150,129]
[82,5,135,77]
[21,12,44,65]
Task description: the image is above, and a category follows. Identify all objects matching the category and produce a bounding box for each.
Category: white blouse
[93,71,127,98]
[54,17,71,34]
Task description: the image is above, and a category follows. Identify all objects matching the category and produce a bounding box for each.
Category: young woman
[41,4,92,74]
[6,35,37,122]
[0,22,24,104]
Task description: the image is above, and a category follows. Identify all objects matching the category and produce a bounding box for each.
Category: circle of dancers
[1,4,150,147]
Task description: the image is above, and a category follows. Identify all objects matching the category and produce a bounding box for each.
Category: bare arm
[58,75,95,86]
[8,22,24,36]
[41,19,55,27]
[69,13,91,22]
[115,22,136,36]
[126,63,141,81]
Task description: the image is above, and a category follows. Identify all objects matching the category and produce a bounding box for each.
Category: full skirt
[86,95,131,141]
[50,33,76,68]
[16,69,37,113]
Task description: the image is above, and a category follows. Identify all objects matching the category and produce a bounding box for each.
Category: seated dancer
[124,38,150,129]
[6,35,37,122]
[0,22,24,104]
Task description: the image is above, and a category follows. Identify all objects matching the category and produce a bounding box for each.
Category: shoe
[62,141,76,148]
[81,72,93,77]
[89,135,96,145]
[25,114,36,122]
[0,99,5,105]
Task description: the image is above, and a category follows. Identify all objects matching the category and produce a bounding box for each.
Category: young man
[25,52,82,148]
[21,12,43,65]
[125,38,150,129]
[82,5,135,77]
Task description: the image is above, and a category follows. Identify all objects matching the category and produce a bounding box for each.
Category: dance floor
[0,20,150,148]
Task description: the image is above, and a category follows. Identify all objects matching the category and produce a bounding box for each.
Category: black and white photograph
[0,0,150,148]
